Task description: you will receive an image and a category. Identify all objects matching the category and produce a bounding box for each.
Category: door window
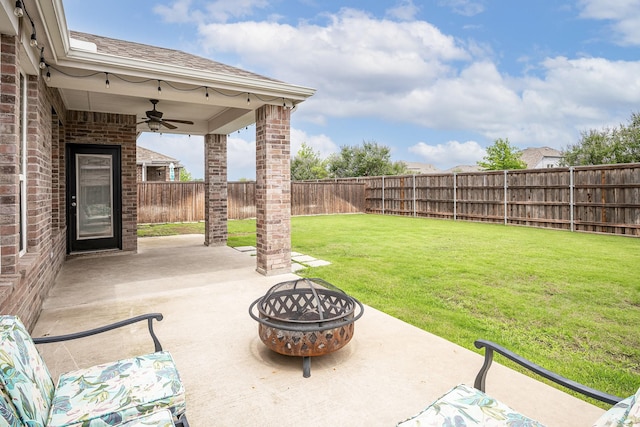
[75,154,114,239]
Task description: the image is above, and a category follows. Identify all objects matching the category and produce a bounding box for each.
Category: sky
[63,0,640,180]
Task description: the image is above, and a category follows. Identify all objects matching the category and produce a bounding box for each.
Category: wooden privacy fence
[138,182,205,223]
[138,181,365,223]
[351,163,640,236]
[137,163,639,237]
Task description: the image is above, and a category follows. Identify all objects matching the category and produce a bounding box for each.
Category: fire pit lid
[255,278,361,324]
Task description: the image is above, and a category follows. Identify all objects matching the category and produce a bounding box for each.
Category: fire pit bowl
[249,278,364,377]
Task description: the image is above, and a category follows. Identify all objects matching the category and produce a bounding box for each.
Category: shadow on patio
[33,235,604,426]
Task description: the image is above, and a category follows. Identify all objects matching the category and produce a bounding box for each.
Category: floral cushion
[0,385,23,427]
[593,387,640,427]
[396,384,545,427]
[48,351,186,427]
[114,409,175,427]
[0,316,55,426]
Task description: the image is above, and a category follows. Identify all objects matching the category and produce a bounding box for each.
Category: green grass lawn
[140,215,640,403]
[138,222,205,237]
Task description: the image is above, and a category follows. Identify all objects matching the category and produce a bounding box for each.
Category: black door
[67,144,122,252]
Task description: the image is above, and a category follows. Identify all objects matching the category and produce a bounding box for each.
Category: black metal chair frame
[473,339,622,405]
[33,313,190,427]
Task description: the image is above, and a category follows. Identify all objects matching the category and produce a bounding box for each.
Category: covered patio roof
[5,0,315,136]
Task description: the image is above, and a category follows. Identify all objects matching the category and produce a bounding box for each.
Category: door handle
[71,202,77,207]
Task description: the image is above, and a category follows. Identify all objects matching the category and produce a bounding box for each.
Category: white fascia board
[0,1,19,36]
[57,49,316,101]
[35,0,71,62]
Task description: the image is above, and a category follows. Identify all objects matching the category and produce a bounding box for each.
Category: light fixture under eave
[14,1,23,17]
[30,30,38,47]
[147,120,162,132]
[39,48,46,69]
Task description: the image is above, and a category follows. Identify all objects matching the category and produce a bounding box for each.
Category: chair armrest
[473,339,621,405]
[175,413,190,427]
[33,313,164,352]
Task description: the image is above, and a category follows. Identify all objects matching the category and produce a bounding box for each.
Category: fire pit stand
[249,278,364,377]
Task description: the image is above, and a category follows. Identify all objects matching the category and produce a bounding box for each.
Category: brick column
[255,105,291,275]
[0,35,19,274]
[204,134,228,246]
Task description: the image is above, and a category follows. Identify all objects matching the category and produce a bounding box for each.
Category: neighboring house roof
[405,162,441,174]
[520,147,563,169]
[444,165,482,173]
[403,162,481,174]
[136,147,180,166]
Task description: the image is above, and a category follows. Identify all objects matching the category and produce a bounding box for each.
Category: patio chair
[0,314,189,427]
[396,339,639,426]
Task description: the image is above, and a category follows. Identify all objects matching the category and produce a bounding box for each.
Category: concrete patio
[32,235,605,426]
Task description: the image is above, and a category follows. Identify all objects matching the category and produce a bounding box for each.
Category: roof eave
[58,50,316,100]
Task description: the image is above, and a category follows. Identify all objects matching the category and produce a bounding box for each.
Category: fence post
[504,170,508,225]
[413,174,416,217]
[570,167,575,232]
[382,176,385,215]
[453,173,457,221]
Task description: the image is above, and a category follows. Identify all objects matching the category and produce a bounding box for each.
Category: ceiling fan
[137,99,194,132]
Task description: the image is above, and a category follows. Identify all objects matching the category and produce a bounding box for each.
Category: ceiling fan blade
[163,119,195,125]
[161,121,178,130]
[136,120,149,125]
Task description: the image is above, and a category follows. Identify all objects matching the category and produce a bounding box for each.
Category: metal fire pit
[249,278,364,377]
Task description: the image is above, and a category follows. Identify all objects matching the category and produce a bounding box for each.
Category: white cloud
[197,9,469,101]
[204,0,269,23]
[438,0,485,17]
[386,0,420,21]
[154,5,640,167]
[155,0,269,24]
[291,129,339,158]
[409,140,485,168]
[227,136,256,180]
[154,0,202,24]
[578,0,640,45]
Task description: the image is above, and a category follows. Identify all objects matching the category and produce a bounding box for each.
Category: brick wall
[204,134,227,245]
[0,35,20,276]
[0,34,67,329]
[65,111,138,252]
[255,105,291,275]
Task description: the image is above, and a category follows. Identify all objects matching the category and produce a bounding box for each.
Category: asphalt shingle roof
[136,146,179,165]
[70,31,281,84]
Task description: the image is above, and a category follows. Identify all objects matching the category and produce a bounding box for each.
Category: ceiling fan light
[148,121,161,132]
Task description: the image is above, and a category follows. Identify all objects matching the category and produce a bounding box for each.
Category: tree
[561,112,640,166]
[477,138,527,170]
[291,143,329,181]
[179,168,193,182]
[326,141,408,178]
